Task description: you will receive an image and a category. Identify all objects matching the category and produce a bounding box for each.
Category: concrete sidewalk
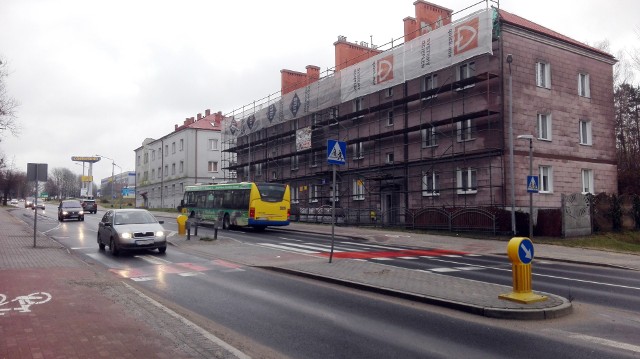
[0,208,247,359]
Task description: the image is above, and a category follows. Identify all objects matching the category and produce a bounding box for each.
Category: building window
[457,167,477,194]
[165,145,168,156]
[353,179,365,200]
[385,87,393,98]
[353,142,364,159]
[581,169,594,194]
[386,153,394,164]
[423,74,438,98]
[291,186,299,204]
[208,161,218,172]
[158,167,162,179]
[255,163,262,175]
[164,165,168,177]
[209,139,218,150]
[171,184,175,195]
[578,73,590,98]
[172,142,176,154]
[171,163,176,175]
[330,183,340,202]
[291,155,299,170]
[312,113,319,127]
[151,150,156,161]
[310,151,318,167]
[151,169,155,179]
[353,98,364,120]
[179,161,184,173]
[457,119,473,142]
[309,184,319,203]
[179,139,184,151]
[329,107,339,126]
[180,183,183,194]
[539,166,553,193]
[458,62,475,80]
[271,170,277,180]
[422,171,440,196]
[579,120,592,145]
[538,113,552,141]
[422,127,438,147]
[536,61,551,88]
[386,111,394,126]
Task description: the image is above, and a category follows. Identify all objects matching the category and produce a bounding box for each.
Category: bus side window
[207,192,215,209]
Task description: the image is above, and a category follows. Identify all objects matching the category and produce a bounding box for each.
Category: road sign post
[327,140,346,263]
[499,237,547,303]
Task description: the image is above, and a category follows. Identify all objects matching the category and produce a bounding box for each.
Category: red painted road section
[319,248,468,259]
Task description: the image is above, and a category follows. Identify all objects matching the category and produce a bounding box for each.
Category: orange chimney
[404,1,453,41]
[281,65,321,95]
[334,36,383,72]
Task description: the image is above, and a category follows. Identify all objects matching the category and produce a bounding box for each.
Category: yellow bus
[178,182,290,230]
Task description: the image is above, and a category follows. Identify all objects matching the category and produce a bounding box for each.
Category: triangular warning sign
[328,142,345,162]
[528,177,538,191]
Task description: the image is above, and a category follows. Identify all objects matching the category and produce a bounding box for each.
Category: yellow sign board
[81,176,93,182]
[71,156,100,162]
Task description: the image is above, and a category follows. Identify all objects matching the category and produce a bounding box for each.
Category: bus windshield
[256,183,286,202]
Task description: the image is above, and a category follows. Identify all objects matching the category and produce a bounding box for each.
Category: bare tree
[0,57,20,141]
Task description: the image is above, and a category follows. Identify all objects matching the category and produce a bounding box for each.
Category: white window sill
[457,190,477,195]
[422,192,440,197]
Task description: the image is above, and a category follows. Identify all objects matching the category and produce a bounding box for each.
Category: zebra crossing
[256,240,487,274]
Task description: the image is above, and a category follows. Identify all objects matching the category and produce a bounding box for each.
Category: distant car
[33,199,46,210]
[10,199,18,205]
[97,209,167,256]
[25,198,34,208]
[58,200,85,221]
[81,199,97,214]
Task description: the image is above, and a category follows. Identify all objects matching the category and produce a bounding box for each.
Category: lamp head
[517,134,534,140]
[506,54,513,64]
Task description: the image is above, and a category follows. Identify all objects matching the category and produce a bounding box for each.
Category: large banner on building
[340,9,493,102]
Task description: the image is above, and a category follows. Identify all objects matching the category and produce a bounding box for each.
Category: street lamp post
[507,54,516,236]
[517,134,534,239]
[95,154,116,205]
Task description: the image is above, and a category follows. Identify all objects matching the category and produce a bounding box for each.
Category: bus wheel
[223,214,230,230]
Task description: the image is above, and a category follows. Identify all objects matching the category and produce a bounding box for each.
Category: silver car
[97,209,167,256]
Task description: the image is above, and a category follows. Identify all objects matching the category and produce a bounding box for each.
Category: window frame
[353,179,365,201]
[539,165,553,193]
[456,167,477,194]
[207,161,218,173]
[537,113,552,141]
[536,61,551,89]
[309,184,319,203]
[579,119,592,146]
[457,119,474,142]
[353,142,364,160]
[422,171,440,197]
[581,169,594,194]
[578,73,590,98]
[422,126,438,147]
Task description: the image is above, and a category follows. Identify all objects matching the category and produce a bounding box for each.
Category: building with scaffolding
[135,110,233,209]
[221,1,617,233]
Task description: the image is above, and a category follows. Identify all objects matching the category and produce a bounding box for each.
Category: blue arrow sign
[518,238,534,264]
[327,140,346,165]
[527,175,539,193]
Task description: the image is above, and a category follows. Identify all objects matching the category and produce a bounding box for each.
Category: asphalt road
[13,204,640,358]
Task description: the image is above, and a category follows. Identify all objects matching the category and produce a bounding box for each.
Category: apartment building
[221,1,616,231]
[135,110,233,209]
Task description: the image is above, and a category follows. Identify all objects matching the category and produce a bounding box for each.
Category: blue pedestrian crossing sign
[327,140,346,165]
[527,175,539,193]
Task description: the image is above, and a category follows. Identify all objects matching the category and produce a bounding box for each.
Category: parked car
[58,200,85,221]
[10,199,18,205]
[97,209,167,256]
[81,199,97,214]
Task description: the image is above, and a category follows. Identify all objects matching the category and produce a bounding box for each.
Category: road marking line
[397,257,419,260]
[441,254,463,257]
[346,242,406,250]
[370,257,394,261]
[455,266,483,271]
[430,268,460,272]
[545,329,640,354]
[284,243,344,252]
[178,272,204,277]
[135,255,172,265]
[257,243,317,254]
[130,277,154,282]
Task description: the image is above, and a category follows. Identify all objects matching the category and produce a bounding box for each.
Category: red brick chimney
[281,65,321,95]
[404,1,453,42]
[334,36,383,72]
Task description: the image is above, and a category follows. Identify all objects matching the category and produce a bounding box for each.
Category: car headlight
[121,232,132,239]
[79,210,84,215]
[62,211,68,215]
[155,231,164,237]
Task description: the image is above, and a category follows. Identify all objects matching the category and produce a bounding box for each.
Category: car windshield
[114,211,157,225]
[62,201,81,208]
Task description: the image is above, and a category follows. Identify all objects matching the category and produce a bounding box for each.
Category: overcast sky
[1,0,638,184]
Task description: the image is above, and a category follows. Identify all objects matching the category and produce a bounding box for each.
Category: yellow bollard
[177,215,187,235]
[499,237,548,304]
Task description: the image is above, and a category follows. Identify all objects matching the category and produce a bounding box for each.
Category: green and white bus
[178,182,290,230]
